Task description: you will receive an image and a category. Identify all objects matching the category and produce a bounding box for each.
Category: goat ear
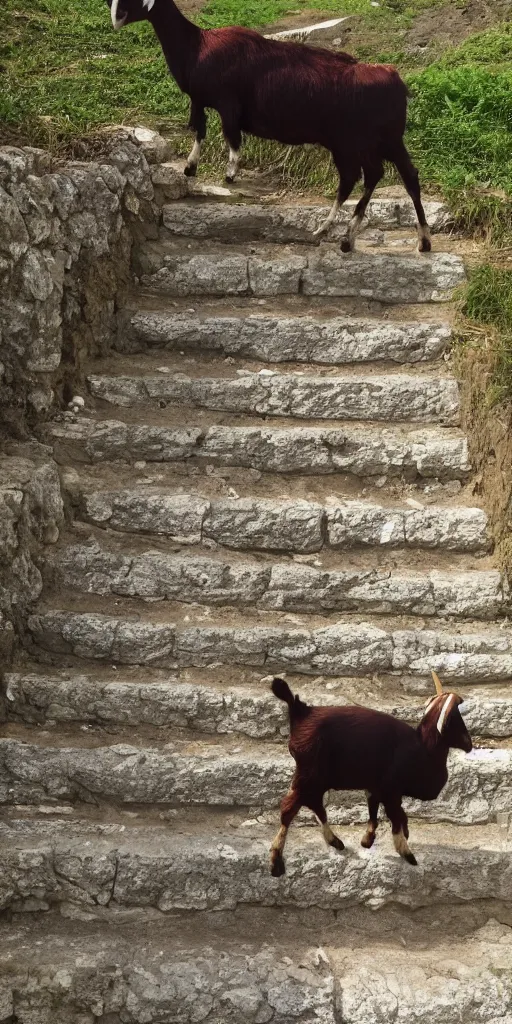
[436,693,456,734]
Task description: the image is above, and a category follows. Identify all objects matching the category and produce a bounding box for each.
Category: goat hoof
[340,238,352,253]
[403,852,418,866]
[329,835,345,852]
[418,237,432,253]
[361,835,375,849]
[184,165,197,178]
[225,174,235,184]
[270,853,285,877]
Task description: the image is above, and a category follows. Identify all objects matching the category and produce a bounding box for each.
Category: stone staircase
[2,193,512,1023]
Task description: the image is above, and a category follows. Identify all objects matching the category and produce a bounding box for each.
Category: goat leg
[185,102,207,177]
[384,799,417,866]
[361,791,379,849]
[305,793,345,853]
[270,785,302,877]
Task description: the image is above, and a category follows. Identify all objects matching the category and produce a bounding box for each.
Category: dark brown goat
[107,0,432,252]
[270,674,472,876]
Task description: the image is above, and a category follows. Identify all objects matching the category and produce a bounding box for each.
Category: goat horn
[431,669,444,696]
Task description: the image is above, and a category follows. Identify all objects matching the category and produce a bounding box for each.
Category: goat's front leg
[270,784,302,877]
[384,797,417,866]
[361,791,380,849]
[185,101,207,177]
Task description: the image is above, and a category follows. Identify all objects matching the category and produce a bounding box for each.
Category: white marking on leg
[186,138,201,171]
[321,822,336,845]
[417,223,432,251]
[111,0,127,29]
[393,828,412,858]
[313,196,339,237]
[271,824,288,854]
[226,147,239,181]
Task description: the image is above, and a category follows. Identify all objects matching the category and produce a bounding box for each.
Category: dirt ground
[265,0,512,54]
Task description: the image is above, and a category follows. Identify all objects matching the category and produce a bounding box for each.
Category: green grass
[460,264,512,404]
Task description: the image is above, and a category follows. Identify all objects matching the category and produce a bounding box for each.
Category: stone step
[2,913,511,1024]
[1,736,510,823]
[7,670,512,738]
[28,608,512,685]
[135,243,465,303]
[87,370,460,425]
[48,543,506,619]
[79,490,489,553]
[1,818,510,915]
[49,419,471,481]
[125,309,452,364]
[161,199,451,243]
[0,922,338,1024]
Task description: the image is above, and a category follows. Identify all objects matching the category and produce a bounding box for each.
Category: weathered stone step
[48,543,506,619]
[29,608,512,684]
[80,490,489,553]
[1,736,510,823]
[7,670,512,738]
[1,819,510,915]
[126,309,451,364]
[3,914,511,1024]
[0,925,339,1024]
[87,370,460,425]
[161,198,451,243]
[50,419,471,481]
[136,243,465,303]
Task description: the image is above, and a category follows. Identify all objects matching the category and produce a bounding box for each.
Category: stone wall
[0,127,186,438]
[0,128,187,664]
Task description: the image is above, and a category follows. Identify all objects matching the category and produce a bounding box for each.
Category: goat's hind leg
[388,139,431,253]
[313,158,360,242]
[220,113,242,184]
[306,793,345,853]
[384,797,417,866]
[270,785,302,877]
[185,102,207,178]
[361,791,379,849]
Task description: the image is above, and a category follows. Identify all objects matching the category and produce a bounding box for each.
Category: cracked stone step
[49,420,471,481]
[80,490,489,553]
[0,927,338,1024]
[1,819,510,915]
[87,371,460,425]
[2,915,512,1024]
[7,670,512,738]
[136,245,465,302]
[48,543,506,619]
[126,310,452,364]
[161,199,451,243]
[28,609,512,684]
[1,737,510,823]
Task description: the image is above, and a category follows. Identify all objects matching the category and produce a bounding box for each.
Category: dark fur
[107,0,432,251]
[270,678,472,876]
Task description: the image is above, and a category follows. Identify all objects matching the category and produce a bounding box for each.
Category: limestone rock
[48,543,505,619]
[126,310,452,364]
[87,371,461,424]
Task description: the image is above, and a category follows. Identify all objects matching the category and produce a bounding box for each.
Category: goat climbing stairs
[2,191,512,1023]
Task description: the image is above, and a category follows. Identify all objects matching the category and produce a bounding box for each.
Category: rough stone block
[49,543,505,619]
[87,371,460,424]
[302,251,465,303]
[126,310,451,364]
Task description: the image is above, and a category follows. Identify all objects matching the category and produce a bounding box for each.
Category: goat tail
[271,677,295,707]
[271,678,310,726]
